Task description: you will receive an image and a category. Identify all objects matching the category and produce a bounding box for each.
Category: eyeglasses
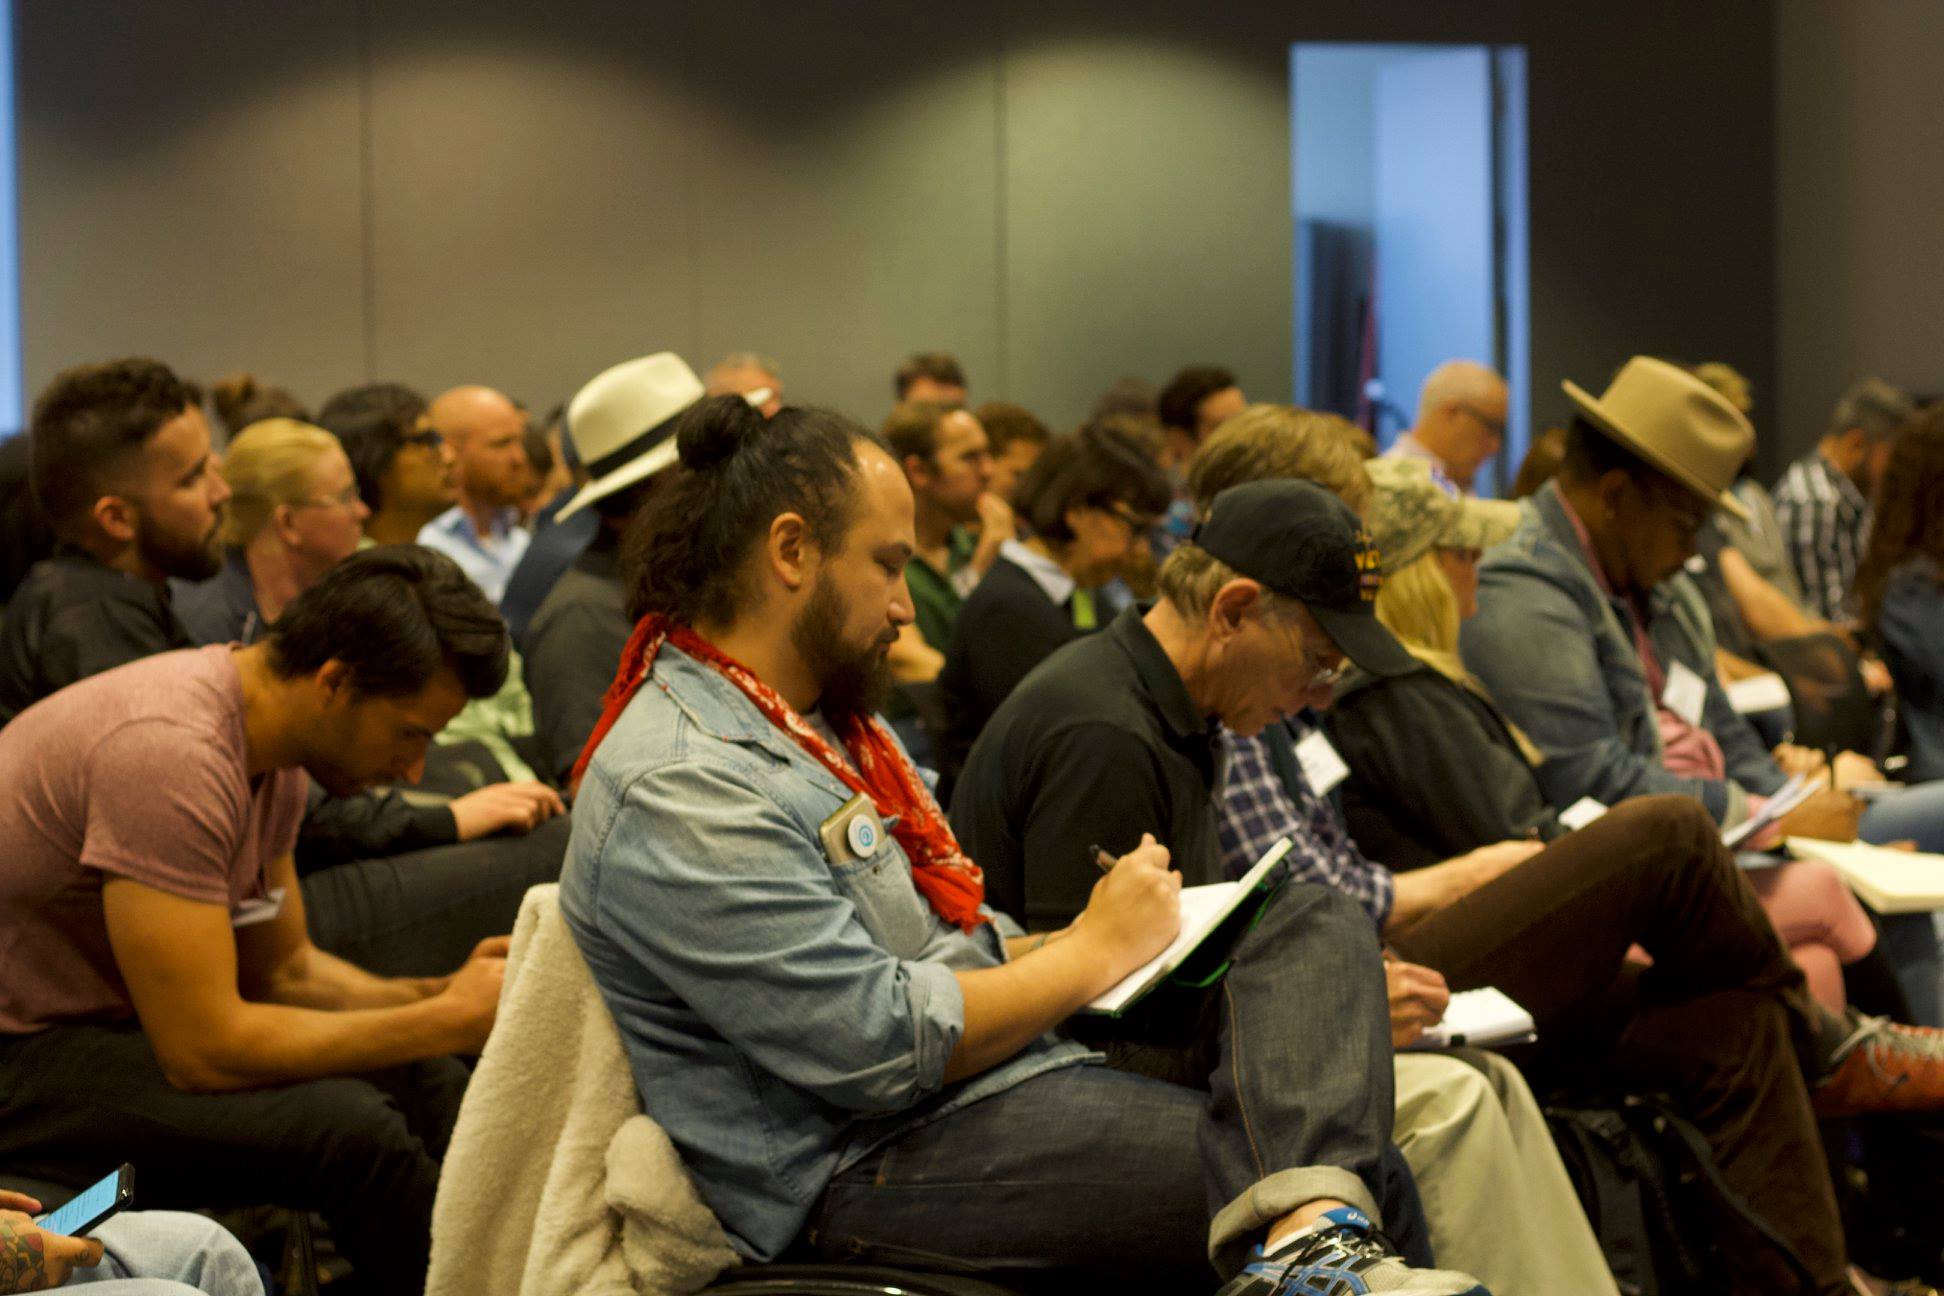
[1635,480,1710,534]
[1273,614,1347,687]
[294,485,365,511]
[1105,501,1163,537]
[402,429,445,451]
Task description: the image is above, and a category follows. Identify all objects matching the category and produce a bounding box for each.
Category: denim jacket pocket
[829,842,933,961]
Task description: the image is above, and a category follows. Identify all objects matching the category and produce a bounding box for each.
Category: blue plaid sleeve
[1216,725,1394,930]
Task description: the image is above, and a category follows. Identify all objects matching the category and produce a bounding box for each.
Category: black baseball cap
[1189,478,1416,678]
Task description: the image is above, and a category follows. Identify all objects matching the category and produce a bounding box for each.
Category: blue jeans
[70,1211,262,1296]
[801,883,1429,1286]
[1859,780,1944,1024]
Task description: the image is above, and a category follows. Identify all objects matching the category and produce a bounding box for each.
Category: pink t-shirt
[0,645,309,1033]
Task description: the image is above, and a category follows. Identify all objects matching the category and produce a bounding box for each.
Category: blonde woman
[1328,457,1886,1019]
[176,418,367,644]
[175,418,564,841]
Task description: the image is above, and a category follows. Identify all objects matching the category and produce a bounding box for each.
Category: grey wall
[1776,0,1944,464]
[17,1,1778,449]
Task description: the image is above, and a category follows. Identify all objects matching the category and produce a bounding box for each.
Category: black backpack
[1544,1095,1819,1296]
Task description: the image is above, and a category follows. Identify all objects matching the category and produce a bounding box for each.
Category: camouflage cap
[1364,457,1521,576]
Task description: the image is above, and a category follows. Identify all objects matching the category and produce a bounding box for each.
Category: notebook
[1725,671,1792,716]
[1721,771,1816,849]
[1784,838,1944,914]
[1081,838,1293,1017]
[1406,987,1537,1051]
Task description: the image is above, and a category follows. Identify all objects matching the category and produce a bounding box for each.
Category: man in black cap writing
[951,480,1502,1292]
[952,477,1413,924]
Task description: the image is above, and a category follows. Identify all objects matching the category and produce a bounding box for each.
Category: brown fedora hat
[1562,356,1753,521]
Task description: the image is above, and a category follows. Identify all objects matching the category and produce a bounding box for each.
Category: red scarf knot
[572,614,987,932]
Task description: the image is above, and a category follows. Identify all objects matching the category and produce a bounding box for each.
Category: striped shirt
[1772,453,1870,621]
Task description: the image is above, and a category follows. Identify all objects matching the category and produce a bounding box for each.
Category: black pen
[1090,843,1117,874]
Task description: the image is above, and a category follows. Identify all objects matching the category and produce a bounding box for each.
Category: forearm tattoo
[0,1219,49,1293]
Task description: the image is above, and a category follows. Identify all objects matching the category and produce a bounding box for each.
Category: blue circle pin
[847,811,879,857]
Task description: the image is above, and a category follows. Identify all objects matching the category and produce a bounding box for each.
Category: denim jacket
[1460,482,1778,827]
[559,644,1090,1261]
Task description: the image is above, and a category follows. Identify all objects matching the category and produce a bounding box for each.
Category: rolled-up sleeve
[587,758,965,1113]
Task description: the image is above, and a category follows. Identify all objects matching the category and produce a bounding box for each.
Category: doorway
[1291,42,1529,496]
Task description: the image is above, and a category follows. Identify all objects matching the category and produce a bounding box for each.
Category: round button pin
[847,813,879,857]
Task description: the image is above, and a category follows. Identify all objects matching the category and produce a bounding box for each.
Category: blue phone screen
[33,1171,121,1238]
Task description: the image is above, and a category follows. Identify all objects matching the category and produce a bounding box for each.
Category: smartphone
[32,1165,133,1238]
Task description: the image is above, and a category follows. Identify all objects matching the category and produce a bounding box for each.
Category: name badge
[1294,730,1351,796]
[232,887,287,929]
[1558,797,1609,832]
[818,793,886,866]
[1661,660,1708,728]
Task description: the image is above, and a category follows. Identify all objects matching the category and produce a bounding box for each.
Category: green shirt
[906,527,978,651]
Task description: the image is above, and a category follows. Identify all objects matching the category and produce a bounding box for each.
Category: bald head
[705,353,784,418]
[1410,360,1507,490]
[430,385,530,510]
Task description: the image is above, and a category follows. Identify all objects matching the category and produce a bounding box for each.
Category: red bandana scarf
[571,615,988,932]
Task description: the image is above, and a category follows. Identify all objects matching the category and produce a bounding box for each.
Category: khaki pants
[1393,1050,1618,1296]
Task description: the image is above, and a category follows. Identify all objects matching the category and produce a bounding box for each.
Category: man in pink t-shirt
[0,546,516,1295]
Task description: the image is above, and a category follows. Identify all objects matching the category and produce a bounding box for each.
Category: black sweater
[938,555,1084,772]
[1324,663,1563,872]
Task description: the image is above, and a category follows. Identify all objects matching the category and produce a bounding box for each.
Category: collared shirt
[0,552,193,728]
[905,527,978,651]
[417,505,531,605]
[1772,452,1871,620]
[1552,490,1731,782]
[1383,434,1468,496]
[949,606,1227,927]
[1217,721,1395,930]
[559,642,1088,1261]
[1461,481,1763,826]
[998,538,1075,606]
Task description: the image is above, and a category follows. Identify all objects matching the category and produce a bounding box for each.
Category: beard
[790,579,895,723]
[136,509,224,581]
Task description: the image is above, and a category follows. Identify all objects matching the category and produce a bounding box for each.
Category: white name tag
[1558,797,1609,832]
[1661,660,1708,728]
[1294,730,1351,796]
[231,887,287,929]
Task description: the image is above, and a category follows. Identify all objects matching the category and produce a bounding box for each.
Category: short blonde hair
[1187,404,1375,517]
[218,418,343,546]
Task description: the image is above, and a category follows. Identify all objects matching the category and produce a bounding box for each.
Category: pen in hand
[1090,843,1117,874]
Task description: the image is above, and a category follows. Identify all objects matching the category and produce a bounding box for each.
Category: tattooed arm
[0,1199,102,1293]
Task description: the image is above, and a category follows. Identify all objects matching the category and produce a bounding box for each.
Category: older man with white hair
[1385,361,1508,495]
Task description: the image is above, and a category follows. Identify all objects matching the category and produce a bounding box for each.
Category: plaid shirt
[1772,453,1871,621]
[1216,717,1394,930]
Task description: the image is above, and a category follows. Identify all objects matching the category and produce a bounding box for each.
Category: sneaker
[1813,1013,1944,1117]
[1214,1206,1490,1296]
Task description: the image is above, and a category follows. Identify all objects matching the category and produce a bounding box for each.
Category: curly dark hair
[1856,407,1944,633]
[1157,364,1237,436]
[29,357,203,537]
[624,395,872,627]
[266,544,508,700]
[1014,419,1171,545]
[315,382,430,511]
[893,351,965,400]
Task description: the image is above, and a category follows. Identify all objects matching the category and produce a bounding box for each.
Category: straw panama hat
[554,352,707,522]
[1561,356,1753,521]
